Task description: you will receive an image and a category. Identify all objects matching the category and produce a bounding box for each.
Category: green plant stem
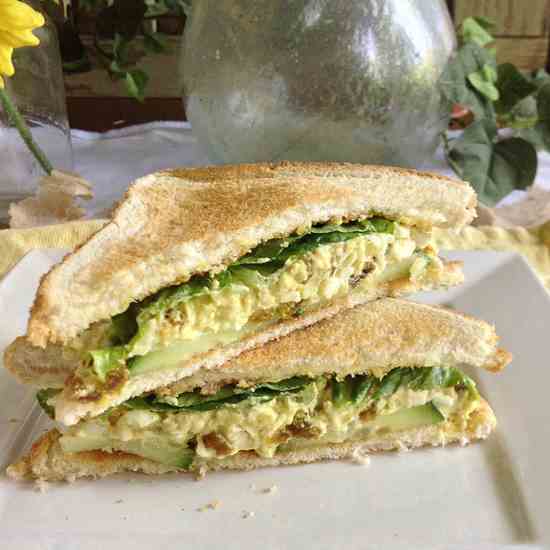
[0,87,53,175]
[440,132,464,177]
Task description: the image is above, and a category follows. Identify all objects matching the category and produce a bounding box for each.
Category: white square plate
[0,250,548,550]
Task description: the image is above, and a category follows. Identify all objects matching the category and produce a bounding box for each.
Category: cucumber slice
[369,402,445,432]
[129,323,265,377]
[129,332,242,377]
[60,435,194,469]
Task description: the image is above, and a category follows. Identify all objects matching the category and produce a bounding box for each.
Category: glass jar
[0,0,73,224]
[181,0,455,166]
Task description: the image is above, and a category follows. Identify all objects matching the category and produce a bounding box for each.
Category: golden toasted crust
[6,399,496,483]
[27,162,476,348]
[3,337,76,388]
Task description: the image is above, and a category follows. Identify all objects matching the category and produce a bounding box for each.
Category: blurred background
[60,0,550,131]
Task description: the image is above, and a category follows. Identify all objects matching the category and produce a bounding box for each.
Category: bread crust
[6,399,496,483]
[26,162,476,348]
[4,337,77,388]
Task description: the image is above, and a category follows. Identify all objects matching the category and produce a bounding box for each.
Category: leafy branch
[441,17,550,206]
[42,0,188,102]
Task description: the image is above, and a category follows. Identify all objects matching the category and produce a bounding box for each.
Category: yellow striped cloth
[0,220,106,278]
[1,219,550,290]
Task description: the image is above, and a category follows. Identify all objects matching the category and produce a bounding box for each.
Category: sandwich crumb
[241,510,255,519]
[395,441,410,454]
[262,485,278,495]
[351,448,371,466]
[197,500,221,512]
[34,480,50,493]
[249,483,257,491]
[115,499,124,504]
[195,466,207,480]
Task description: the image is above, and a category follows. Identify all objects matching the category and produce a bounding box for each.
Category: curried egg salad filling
[39,367,481,469]
[64,217,448,400]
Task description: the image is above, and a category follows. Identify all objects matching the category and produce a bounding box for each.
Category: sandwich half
[7,299,511,483]
[5,162,476,425]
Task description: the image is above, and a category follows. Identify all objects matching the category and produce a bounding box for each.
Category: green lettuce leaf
[125,376,312,413]
[234,217,394,269]
[88,346,128,382]
[123,368,477,415]
[329,367,479,408]
[36,388,61,419]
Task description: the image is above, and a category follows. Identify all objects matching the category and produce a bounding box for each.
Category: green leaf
[471,16,496,32]
[351,376,375,404]
[126,376,313,413]
[372,369,405,401]
[531,69,550,89]
[88,346,128,382]
[125,69,149,102]
[62,57,92,74]
[491,138,537,193]
[524,82,550,150]
[122,367,478,416]
[461,16,495,47]
[331,379,354,408]
[447,120,537,205]
[440,43,497,119]
[501,95,538,129]
[97,0,147,40]
[109,59,124,75]
[257,377,312,392]
[79,0,107,11]
[468,67,499,101]
[495,63,538,114]
[518,126,547,149]
[113,33,131,64]
[36,388,61,419]
[235,217,394,269]
[409,367,479,399]
[144,32,169,54]
[140,275,212,320]
[537,82,550,123]
[109,310,138,346]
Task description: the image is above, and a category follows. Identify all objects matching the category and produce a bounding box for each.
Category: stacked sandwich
[5,162,511,482]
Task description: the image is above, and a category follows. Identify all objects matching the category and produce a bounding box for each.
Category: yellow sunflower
[0,0,45,88]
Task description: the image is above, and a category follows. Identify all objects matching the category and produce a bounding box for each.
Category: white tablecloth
[72,121,550,218]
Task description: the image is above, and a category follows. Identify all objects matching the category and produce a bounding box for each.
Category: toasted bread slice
[6,399,496,483]
[27,162,475,348]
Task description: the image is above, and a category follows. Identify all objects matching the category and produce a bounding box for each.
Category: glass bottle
[0,0,73,224]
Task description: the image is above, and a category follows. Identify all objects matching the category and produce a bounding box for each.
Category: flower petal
[0,28,40,48]
[0,44,15,78]
[0,2,45,31]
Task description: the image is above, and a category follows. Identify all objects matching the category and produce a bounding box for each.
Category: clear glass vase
[181,0,455,166]
[0,0,73,224]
